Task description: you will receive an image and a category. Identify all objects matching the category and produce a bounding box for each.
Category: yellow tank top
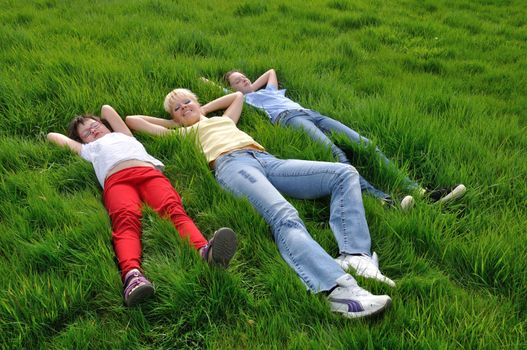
[179,116,265,164]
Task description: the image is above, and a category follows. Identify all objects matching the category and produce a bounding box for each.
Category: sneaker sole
[438,184,466,204]
[330,297,391,319]
[209,228,237,268]
[400,195,414,211]
[125,283,155,307]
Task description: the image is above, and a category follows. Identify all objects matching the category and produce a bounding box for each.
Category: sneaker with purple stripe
[200,227,237,268]
[327,274,391,319]
[123,269,154,307]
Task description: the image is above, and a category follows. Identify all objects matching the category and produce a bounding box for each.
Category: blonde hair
[164,88,199,114]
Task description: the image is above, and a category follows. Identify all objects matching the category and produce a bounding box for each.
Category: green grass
[1,0,526,348]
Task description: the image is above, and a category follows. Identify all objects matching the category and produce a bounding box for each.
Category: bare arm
[200,92,244,124]
[100,105,132,136]
[125,115,176,136]
[47,132,82,155]
[251,69,278,91]
[126,114,178,129]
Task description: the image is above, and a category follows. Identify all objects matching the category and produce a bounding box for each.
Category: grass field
[1,0,526,348]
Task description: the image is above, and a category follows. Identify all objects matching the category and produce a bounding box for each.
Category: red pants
[103,167,207,280]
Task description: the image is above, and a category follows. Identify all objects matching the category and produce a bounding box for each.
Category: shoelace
[352,255,376,271]
[333,286,369,298]
[124,274,147,295]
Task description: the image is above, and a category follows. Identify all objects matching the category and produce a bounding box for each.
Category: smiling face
[227,72,253,93]
[170,97,201,126]
[164,89,202,126]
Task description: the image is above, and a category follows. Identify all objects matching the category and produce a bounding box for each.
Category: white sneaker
[328,274,391,318]
[379,196,414,211]
[437,184,466,204]
[419,184,467,204]
[400,195,415,211]
[335,252,396,287]
[371,251,379,267]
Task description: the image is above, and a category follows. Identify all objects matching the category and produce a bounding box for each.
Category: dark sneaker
[201,227,237,268]
[379,197,396,208]
[123,269,154,307]
[426,184,466,204]
[328,274,391,319]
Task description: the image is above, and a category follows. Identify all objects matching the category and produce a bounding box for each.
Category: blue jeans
[277,109,419,197]
[214,149,371,292]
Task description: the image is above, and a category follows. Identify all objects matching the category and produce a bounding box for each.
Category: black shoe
[379,197,396,208]
[200,228,237,268]
[380,195,414,211]
[426,184,466,203]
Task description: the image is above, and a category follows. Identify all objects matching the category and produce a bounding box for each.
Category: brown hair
[67,115,112,143]
[223,70,244,85]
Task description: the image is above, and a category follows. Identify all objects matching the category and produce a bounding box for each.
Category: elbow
[47,132,67,147]
[233,91,244,104]
[47,132,57,142]
[101,104,113,114]
[101,104,120,121]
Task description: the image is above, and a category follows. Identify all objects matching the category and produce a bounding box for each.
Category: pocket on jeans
[214,155,235,178]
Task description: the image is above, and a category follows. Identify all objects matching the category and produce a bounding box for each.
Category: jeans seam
[337,173,348,250]
[217,171,316,290]
[276,223,314,291]
[267,168,340,179]
[216,158,315,290]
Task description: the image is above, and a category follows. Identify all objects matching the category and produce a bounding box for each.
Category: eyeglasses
[173,99,192,113]
[81,121,101,139]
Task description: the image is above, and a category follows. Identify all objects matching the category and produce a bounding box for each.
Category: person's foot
[328,274,391,319]
[380,195,414,211]
[335,252,396,287]
[379,197,395,208]
[200,227,237,268]
[400,195,414,211]
[424,184,466,204]
[123,269,155,307]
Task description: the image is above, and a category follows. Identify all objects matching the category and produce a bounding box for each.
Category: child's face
[170,96,201,126]
[228,72,253,93]
[77,119,111,143]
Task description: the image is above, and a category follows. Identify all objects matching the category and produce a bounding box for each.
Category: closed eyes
[174,99,192,112]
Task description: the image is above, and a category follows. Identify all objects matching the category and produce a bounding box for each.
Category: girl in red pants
[47,105,237,307]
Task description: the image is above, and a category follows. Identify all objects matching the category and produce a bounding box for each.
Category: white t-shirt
[80,132,164,188]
